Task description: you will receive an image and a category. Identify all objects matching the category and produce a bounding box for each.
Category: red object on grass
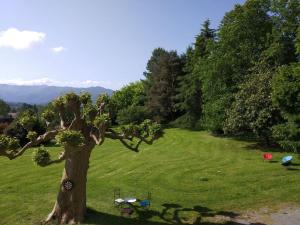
[263,153,273,161]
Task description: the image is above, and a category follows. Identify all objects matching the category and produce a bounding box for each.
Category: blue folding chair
[282,155,293,166]
[139,192,151,209]
[140,199,151,207]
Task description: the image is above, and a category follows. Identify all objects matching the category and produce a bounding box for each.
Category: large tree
[143,48,185,123]
[270,19,300,153]
[224,65,281,144]
[111,81,146,111]
[0,92,162,224]
[176,20,215,128]
[200,0,273,133]
[272,63,300,152]
[111,81,149,124]
[263,0,300,66]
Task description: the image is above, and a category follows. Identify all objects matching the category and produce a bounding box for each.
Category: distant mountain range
[0,84,114,105]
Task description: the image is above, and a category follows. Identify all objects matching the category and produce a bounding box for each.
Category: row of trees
[111,0,300,152]
[0,1,298,223]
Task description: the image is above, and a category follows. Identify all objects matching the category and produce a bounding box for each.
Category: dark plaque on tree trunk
[62,179,74,191]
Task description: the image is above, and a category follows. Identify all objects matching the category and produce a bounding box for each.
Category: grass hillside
[0,129,299,225]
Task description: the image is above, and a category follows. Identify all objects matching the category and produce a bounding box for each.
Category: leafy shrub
[272,122,300,153]
[55,130,84,146]
[94,114,110,127]
[224,67,281,144]
[0,134,19,151]
[32,146,50,166]
[0,99,10,117]
[4,122,29,146]
[5,113,46,146]
[117,106,150,125]
[27,131,38,141]
[170,114,202,130]
[272,63,300,152]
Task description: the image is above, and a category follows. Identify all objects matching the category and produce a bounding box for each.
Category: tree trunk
[45,144,93,224]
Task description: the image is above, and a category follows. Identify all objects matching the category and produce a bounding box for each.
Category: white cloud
[69,80,114,87]
[0,78,57,86]
[51,46,66,53]
[0,28,45,50]
[0,77,121,90]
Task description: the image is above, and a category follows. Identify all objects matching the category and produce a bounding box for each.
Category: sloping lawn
[0,129,299,225]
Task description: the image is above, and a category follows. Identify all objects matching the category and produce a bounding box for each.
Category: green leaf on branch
[83,104,98,124]
[0,135,20,151]
[96,94,110,106]
[27,131,38,141]
[80,92,92,105]
[18,111,37,131]
[94,114,110,127]
[41,109,56,122]
[55,130,84,147]
[64,93,80,105]
[52,96,65,111]
[119,120,162,140]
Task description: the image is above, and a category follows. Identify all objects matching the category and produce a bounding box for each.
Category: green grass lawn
[0,129,300,225]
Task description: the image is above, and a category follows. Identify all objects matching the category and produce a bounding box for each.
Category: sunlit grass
[0,129,299,225]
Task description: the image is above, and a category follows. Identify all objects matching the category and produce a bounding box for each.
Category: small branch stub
[62,179,74,191]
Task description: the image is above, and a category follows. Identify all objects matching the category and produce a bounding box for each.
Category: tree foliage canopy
[175,20,215,129]
[0,92,162,161]
[111,81,149,124]
[272,63,300,152]
[143,48,185,123]
[224,65,281,142]
[0,99,10,117]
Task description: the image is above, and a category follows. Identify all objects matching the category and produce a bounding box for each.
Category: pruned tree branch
[4,130,58,160]
[90,130,105,146]
[59,112,68,129]
[104,128,157,152]
[105,131,140,152]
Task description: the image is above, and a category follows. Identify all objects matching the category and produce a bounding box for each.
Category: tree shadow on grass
[85,203,267,225]
[43,140,61,148]
[281,162,300,171]
[207,132,285,154]
[286,167,300,171]
[243,143,284,153]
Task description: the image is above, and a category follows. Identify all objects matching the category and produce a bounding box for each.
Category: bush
[224,67,281,144]
[116,106,150,125]
[272,122,300,153]
[0,99,10,117]
[4,114,46,146]
[27,131,38,141]
[4,122,29,146]
[272,63,300,152]
[0,134,19,150]
[32,146,50,166]
[170,114,202,130]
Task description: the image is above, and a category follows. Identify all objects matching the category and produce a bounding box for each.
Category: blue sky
[0,0,245,90]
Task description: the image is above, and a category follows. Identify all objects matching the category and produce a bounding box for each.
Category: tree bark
[45,144,94,224]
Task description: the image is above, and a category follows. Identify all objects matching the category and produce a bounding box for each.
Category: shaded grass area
[0,129,299,225]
